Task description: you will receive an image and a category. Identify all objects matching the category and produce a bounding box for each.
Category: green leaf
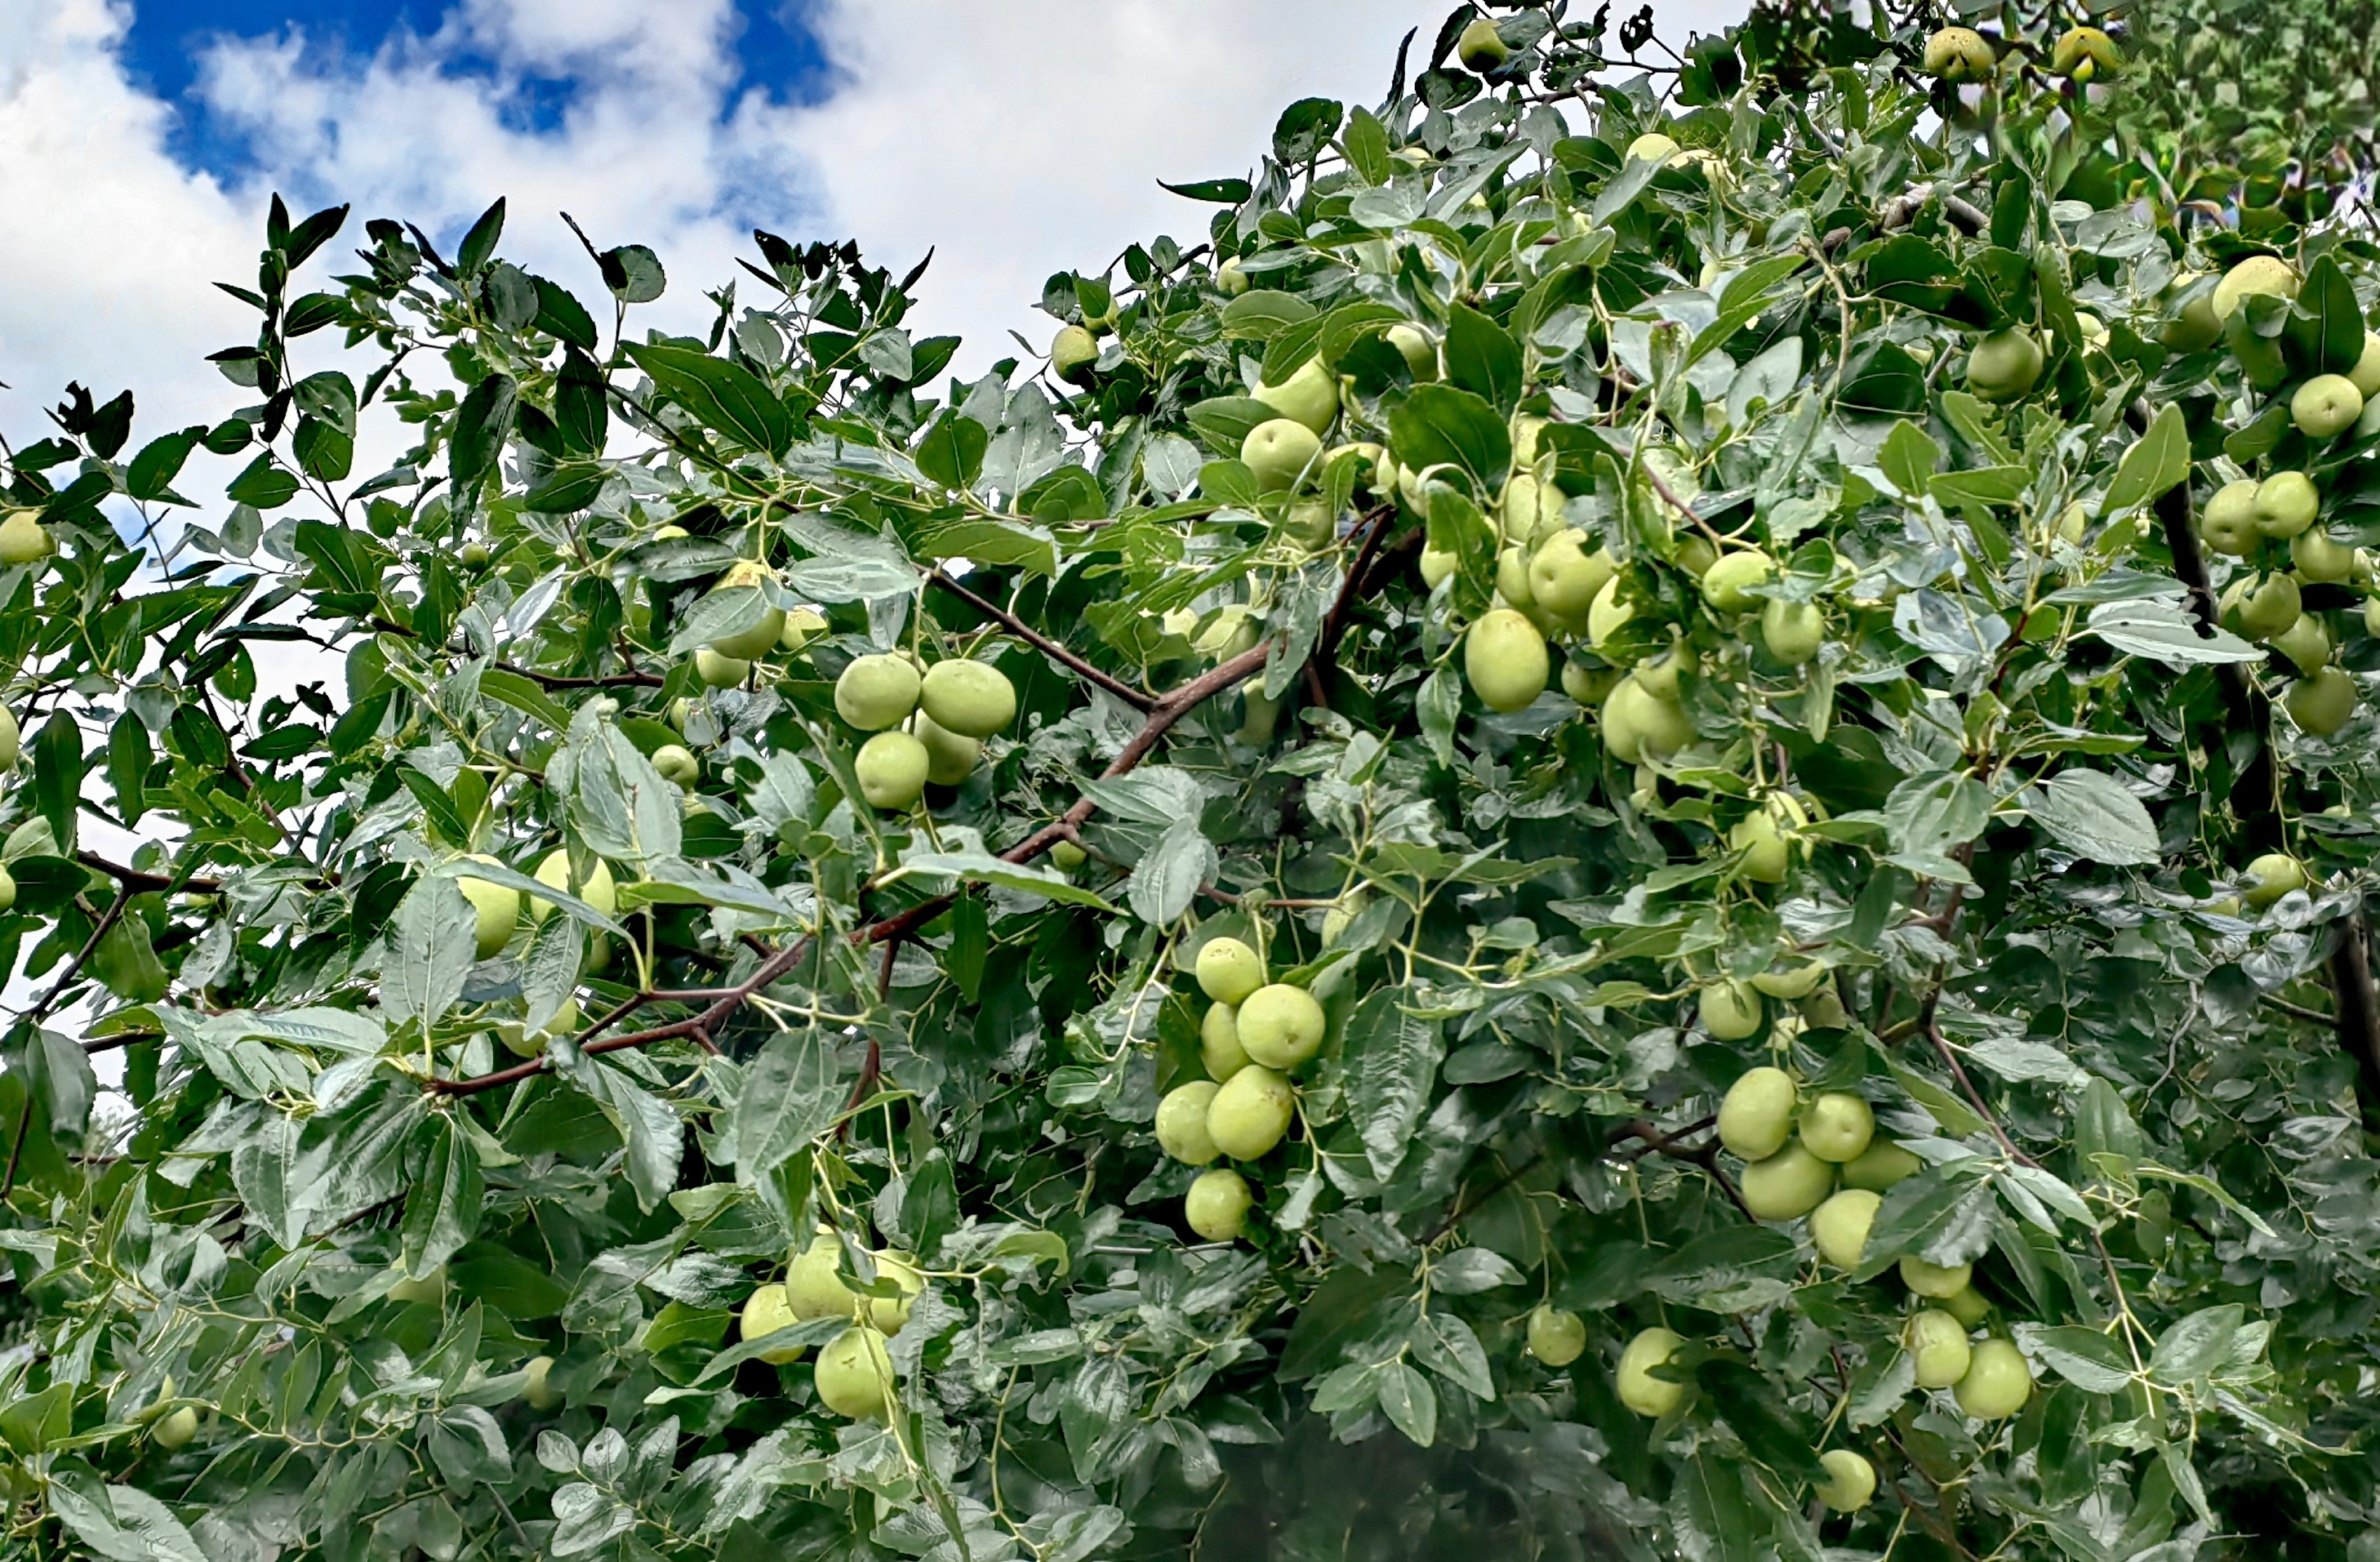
[1220,290,1317,341]
[1442,302,1524,412]
[2029,769,2161,866]
[625,341,793,457]
[30,714,81,856]
[532,276,598,350]
[456,197,506,274]
[886,850,1116,910]
[1390,384,1511,493]
[732,1026,843,1188]
[225,452,300,510]
[450,372,518,488]
[1342,106,1394,184]
[383,874,478,1028]
[1127,816,1217,925]
[1341,990,1443,1179]
[126,429,197,503]
[2102,403,2190,516]
[915,411,990,488]
[1377,1360,1438,1446]
[2084,601,2264,665]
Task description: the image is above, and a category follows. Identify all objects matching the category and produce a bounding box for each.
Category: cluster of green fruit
[736,1229,923,1420]
[683,555,833,691]
[442,848,616,1053]
[1920,22,2121,85]
[1150,934,1326,1243]
[830,649,1017,811]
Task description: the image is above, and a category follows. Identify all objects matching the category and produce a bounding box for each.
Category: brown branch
[927,570,1154,710]
[371,615,668,690]
[21,889,131,1028]
[82,1028,162,1056]
[75,853,223,896]
[0,1095,29,1202]
[1317,505,1396,670]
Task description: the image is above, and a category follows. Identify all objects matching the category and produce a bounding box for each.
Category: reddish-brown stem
[23,889,131,1027]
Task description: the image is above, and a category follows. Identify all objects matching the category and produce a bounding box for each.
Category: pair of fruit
[1906,1314,2035,1417]
[1729,794,1811,884]
[739,1230,924,1391]
[835,654,1017,810]
[2201,471,2318,555]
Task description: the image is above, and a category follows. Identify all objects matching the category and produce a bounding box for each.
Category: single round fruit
[1252,358,1341,435]
[1809,1189,1883,1270]
[695,647,749,688]
[1601,676,1693,764]
[1456,16,1510,71]
[1217,259,1249,296]
[0,866,17,915]
[1730,809,1789,883]
[2350,331,2380,398]
[1419,545,1458,590]
[862,1253,924,1335]
[652,744,699,785]
[1699,979,1763,1041]
[1205,1065,1295,1160]
[2294,527,2356,583]
[2244,852,2307,909]
[855,731,930,811]
[1528,529,1610,616]
[2201,479,2261,555]
[2164,287,2222,353]
[1560,657,1617,706]
[1954,1338,2034,1419]
[1700,549,1773,613]
[1718,1066,1796,1160]
[151,1404,198,1450]
[456,859,522,961]
[1761,599,1823,665]
[705,560,786,658]
[1186,1167,1255,1240]
[1320,891,1368,947]
[2257,470,2320,537]
[1799,1093,1875,1164]
[1202,1002,1250,1080]
[1750,959,1827,1001]
[1285,498,1335,547]
[1051,324,1099,384]
[1156,1081,1223,1165]
[2293,375,2366,438]
[529,849,616,924]
[0,514,54,567]
[1238,983,1326,1070]
[1617,1327,1688,1417]
[1906,1309,1973,1389]
[1195,937,1266,1005]
[1243,418,1323,493]
[2273,612,2333,674]
[1965,328,2044,403]
[914,711,982,786]
[1626,131,1680,166]
[2213,254,2298,322]
[740,1284,808,1363]
[1899,1255,1973,1298]
[1528,1305,1587,1368]
[814,1325,896,1418]
[1634,644,1693,703]
[1815,1449,1877,1514]
[522,1354,563,1410]
[1466,608,1550,714]
[2289,666,2358,736]
[1586,575,1634,648]
[1385,323,1436,380]
[1741,1142,1835,1222]
[460,541,491,567]
[835,654,923,731]
[389,1265,447,1306]
[1943,1286,1993,1327]
[0,706,19,769]
[498,995,580,1058]
[2050,24,2118,78]
[1841,1141,1922,1192]
[919,659,1017,738]
[2228,572,2302,640]
[1922,24,1993,79]
[780,605,829,652]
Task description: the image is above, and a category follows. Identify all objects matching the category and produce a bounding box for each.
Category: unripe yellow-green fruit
[1206,1065,1294,1160]
[0,514,54,567]
[1600,676,1693,764]
[151,1404,198,1450]
[1699,549,1773,613]
[814,1325,896,1417]
[2257,470,2320,537]
[1698,979,1763,1041]
[1237,685,1280,745]
[2227,572,2302,640]
[2273,612,2333,674]
[389,1265,447,1305]
[705,559,786,658]
[1243,417,1323,492]
[652,744,699,785]
[523,1354,563,1410]
[1527,529,1609,616]
[2201,479,2261,555]
[1560,657,1618,706]
[914,711,981,786]
[1238,983,1326,1070]
[1799,1092,1875,1163]
[2288,666,2358,736]
[1386,323,1436,380]
[0,866,17,914]
[1944,1286,1993,1327]
[1809,1188,1883,1270]
[2164,287,2222,353]
[1217,259,1249,296]
[1285,497,1335,546]
[499,995,580,1058]
[1751,959,1828,1001]
[2213,254,2298,322]
[2244,852,2307,909]
[1730,809,1789,883]
[859,1253,923,1336]
[0,706,19,770]
[1922,24,1993,79]
[1906,1309,1973,1388]
[1201,1002,1250,1080]
[1741,1142,1835,1221]
[695,647,749,688]
[1954,1338,2034,1419]
[1842,1141,1922,1192]
[1252,358,1341,436]
[2050,24,2118,78]
[1465,607,1550,713]
[1586,574,1634,648]
[1195,937,1266,1004]
[1528,1304,1587,1367]
[1634,643,1693,702]
[1626,131,1680,166]
[855,731,930,810]
[1419,545,1459,590]
[835,654,923,730]
[652,523,691,541]
[1156,1081,1223,1165]
[1718,1066,1796,1160]
[1761,598,1823,665]
[2369,596,2380,639]
[529,849,616,924]
[1495,545,1536,611]
[1320,891,1368,947]
[919,659,1017,738]
[1456,16,1510,71]
[2055,501,2090,546]
[1965,328,2044,403]
[1049,839,1087,873]
[1815,1449,1878,1513]
[1186,1167,1255,1240]
[2350,331,2380,398]
[2293,375,2365,438]
[780,605,829,652]
[1899,1255,1973,1297]
[456,858,522,961]
[740,1283,809,1363]
[1617,1327,1688,1417]
[1512,417,1546,471]
[1051,324,1099,384]
[776,1231,857,1324]
[2293,527,2356,583]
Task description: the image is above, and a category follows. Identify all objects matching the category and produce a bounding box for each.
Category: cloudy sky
[0,0,1748,458]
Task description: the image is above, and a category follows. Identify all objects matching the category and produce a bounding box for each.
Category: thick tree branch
[76,852,222,896]
[926,570,1154,710]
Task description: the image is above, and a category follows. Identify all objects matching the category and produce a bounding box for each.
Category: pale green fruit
[1586,575,1634,648]
[740,1283,809,1363]
[1965,328,2044,403]
[1626,131,1680,166]
[389,1264,447,1305]
[652,744,699,785]
[1700,549,1773,612]
[1285,498,1335,546]
[1049,839,1087,872]
[0,706,20,769]
[2288,666,2358,736]
[1252,358,1341,435]
[1386,323,1436,380]
[1186,1167,1254,1240]
[2054,501,2090,545]
[522,1354,563,1410]
[1799,1093,1875,1163]
[835,654,923,730]
[1238,983,1326,1070]
[529,849,616,924]
[1943,1286,1993,1327]
[1718,1066,1795,1159]
[1560,658,1618,706]
[2164,287,2222,353]
[1528,530,1611,616]
[780,605,829,652]
[1906,1310,1972,1387]
[456,858,521,960]
[1674,535,1718,578]
[1617,1327,1688,1417]
[1157,1081,1223,1165]
[705,559,786,658]
[1601,676,1693,764]
[815,1325,896,1417]
[2244,852,2307,909]
[1237,686,1280,745]
[1201,1002,1250,1081]
[152,1404,198,1450]
[2351,332,2380,398]
[0,514,54,566]
[919,659,1017,738]
[695,647,749,688]
[1954,1338,2034,1419]
[1465,607,1550,714]
[1419,545,1459,590]
[1809,1189,1883,1270]
[1899,1255,1973,1297]
[2051,23,2119,77]
[1699,979,1764,1041]
[1741,1142,1835,1221]
[2227,572,2302,640]
[652,523,691,541]
[1922,24,1993,78]
[2201,479,2262,555]
[1815,1449,1878,1514]
[1195,937,1266,1004]
[1243,417,1323,492]
[2369,596,2380,639]
[1730,809,1789,883]
[1456,16,1510,70]
[2213,254,2298,321]
[2273,612,2333,674]
[1495,545,1536,611]
[1500,473,1555,543]
[1751,959,1828,1000]
[499,995,580,1058]
[855,732,930,811]
[1633,643,1693,703]
[1051,324,1099,384]
[2257,470,2320,536]
[1841,1141,1922,1192]
[2294,374,2366,438]
[1206,1065,1294,1160]
[2293,527,2356,583]
[1761,598,1823,664]
[914,711,981,786]
[0,866,16,915]
[1217,259,1249,296]
[1528,1305,1587,1367]
[861,1252,924,1336]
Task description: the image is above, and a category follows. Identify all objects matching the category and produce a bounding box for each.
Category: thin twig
[23,889,132,1027]
[927,571,1154,710]
[75,853,223,895]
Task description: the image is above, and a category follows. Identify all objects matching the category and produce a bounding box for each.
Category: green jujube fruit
[1205,1065,1294,1160]
[1194,937,1266,1004]
[1237,983,1325,1070]
[1186,1167,1254,1240]
[835,654,923,730]
[1465,608,1550,713]
[1717,1066,1796,1160]
[854,732,930,810]
[1740,1141,1835,1221]
[919,659,1017,738]
[814,1326,896,1417]
[1156,1081,1222,1165]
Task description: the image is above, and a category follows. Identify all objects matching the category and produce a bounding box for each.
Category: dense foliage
[7,2,2380,1559]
